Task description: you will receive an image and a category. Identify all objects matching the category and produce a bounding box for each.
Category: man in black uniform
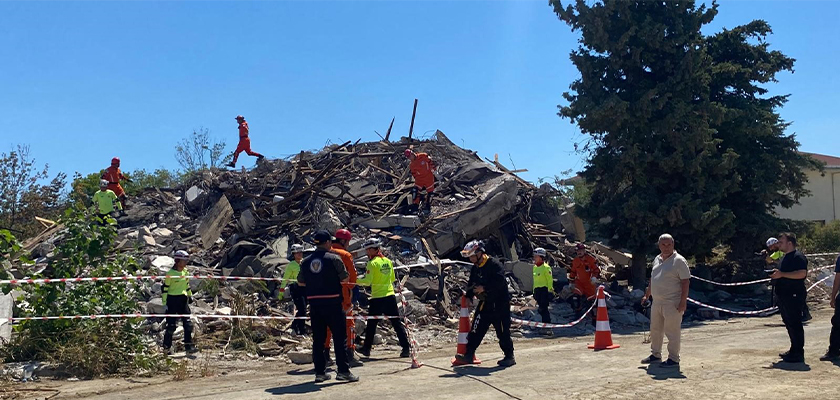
[770,232,808,363]
[453,240,516,367]
[297,230,359,383]
[820,254,840,361]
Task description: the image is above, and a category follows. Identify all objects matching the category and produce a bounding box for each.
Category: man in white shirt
[641,233,691,368]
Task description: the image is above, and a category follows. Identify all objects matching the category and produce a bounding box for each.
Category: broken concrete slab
[591,242,632,266]
[145,298,167,314]
[258,342,283,357]
[287,351,312,365]
[197,195,234,250]
[239,209,257,234]
[152,228,174,238]
[356,215,421,229]
[505,261,534,292]
[0,294,12,343]
[185,186,206,205]
[151,256,175,272]
[560,203,586,242]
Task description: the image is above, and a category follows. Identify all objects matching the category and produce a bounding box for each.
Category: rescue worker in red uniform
[405,149,436,213]
[227,115,264,168]
[101,157,131,209]
[324,229,363,367]
[569,243,601,317]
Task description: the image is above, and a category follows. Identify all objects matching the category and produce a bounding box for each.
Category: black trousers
[289,284,307,334]
[533,287,552,324]
[163,295,193,350]
[778,289,806,355]
[466,298,514,357]
[362,296,410,351]
[310,301,349,375]
[829,294,840,355]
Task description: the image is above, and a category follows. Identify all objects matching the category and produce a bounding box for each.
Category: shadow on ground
[639,365,687,380]
[265,381,344,395]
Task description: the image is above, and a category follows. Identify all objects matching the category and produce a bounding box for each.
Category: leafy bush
[2,207,166,377]
[799,220,840,254]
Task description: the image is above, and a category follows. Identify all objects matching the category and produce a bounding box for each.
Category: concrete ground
[12,306,840,400]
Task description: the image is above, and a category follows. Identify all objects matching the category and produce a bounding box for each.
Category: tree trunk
[630,250,648,290]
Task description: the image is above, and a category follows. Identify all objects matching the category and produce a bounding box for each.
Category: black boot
[497,354,516,367]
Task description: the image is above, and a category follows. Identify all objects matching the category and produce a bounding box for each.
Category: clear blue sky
[1,1,838,185]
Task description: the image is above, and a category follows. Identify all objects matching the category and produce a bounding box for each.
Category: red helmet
[111,157,120,165]
[404,149,414,158]
[335,229,352,241]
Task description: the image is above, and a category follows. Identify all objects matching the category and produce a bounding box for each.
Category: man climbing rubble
[279,244,307,335]
[227,115,264,168]
[532,247,554,336]
[101,157,131,210]
[324,229,363,367]
[297,230,359,383]
[162,250,197,355]
[405,149,435,214]
[92,179,122,224]
[357,237,411,359]
[453,240,515,367]
[569,243,601,317]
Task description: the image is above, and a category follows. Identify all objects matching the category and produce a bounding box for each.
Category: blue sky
[1,1,838,185]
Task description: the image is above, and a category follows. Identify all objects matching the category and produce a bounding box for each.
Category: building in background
[776,153,840,223]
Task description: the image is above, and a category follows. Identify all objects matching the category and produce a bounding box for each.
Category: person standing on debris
[92,179,123,223]
[227,115,264,168]
[357,237,412,358]
[280,244,307,335]
[641,234,690,369]
[324,229,363,367]
[569,243,601,316]
[297,230,358,383]
[162,250,197,355]
[770,232,808,363]
[405,149,436,213]
[820,254,840,361]
[453,240,516,367]
[101,157,131,210]
[532,247,554,334]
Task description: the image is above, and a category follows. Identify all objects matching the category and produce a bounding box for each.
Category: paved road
[19,307,840,400]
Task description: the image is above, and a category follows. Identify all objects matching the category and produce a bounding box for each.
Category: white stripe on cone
[460,308,470,318]
[595,320,610,332]
[598,298,606,308]
[457,332,469,344]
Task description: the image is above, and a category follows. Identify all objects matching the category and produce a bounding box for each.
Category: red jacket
[238,121,249,139]
[409,153,436,188]
[570,254,600,298]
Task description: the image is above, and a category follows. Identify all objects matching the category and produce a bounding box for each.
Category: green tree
[71,168,182,207]
[0,145,67,238]
[705,21,822,256]
[174,127,230,176]
[552,1,740,288]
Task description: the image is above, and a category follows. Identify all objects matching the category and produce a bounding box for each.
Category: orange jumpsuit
[409,153,435,204]
[101,166,127,198]
[232,121,263,164]
[325,243,357,351]
[570,254,600,299]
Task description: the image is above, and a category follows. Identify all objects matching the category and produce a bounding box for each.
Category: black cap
[313,230,334,245]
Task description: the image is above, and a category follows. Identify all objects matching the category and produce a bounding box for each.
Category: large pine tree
[552,1,819,287]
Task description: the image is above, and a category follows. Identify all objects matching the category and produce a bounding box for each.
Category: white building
[775,152,840,223]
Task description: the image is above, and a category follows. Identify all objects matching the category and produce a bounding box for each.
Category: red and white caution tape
[510,297,598,329]
[0,313,407,324]
[687,298,777,315]
[808,273,835,292]
[0,260,460,286]
[690,275,771,286]
[806,252,840,258]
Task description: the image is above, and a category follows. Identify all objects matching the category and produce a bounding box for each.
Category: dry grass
[171,360,189,381]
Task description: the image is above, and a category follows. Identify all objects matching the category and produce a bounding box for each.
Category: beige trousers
[650,301,684,363]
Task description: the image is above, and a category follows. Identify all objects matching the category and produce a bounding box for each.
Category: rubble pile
[7,130,793,365]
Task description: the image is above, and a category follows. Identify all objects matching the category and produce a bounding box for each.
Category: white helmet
[99,179,109,188]
[766,237,779,247]
[363,237,382,249]
[460,240,485,258]
[290,244,305,254]
[533,248,547,258]
[173,250,190,261]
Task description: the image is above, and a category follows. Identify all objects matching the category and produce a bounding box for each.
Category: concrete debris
[9,129,785,368]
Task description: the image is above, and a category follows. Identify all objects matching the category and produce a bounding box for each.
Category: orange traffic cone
[451,295,481,365]
[588,285,620,350]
